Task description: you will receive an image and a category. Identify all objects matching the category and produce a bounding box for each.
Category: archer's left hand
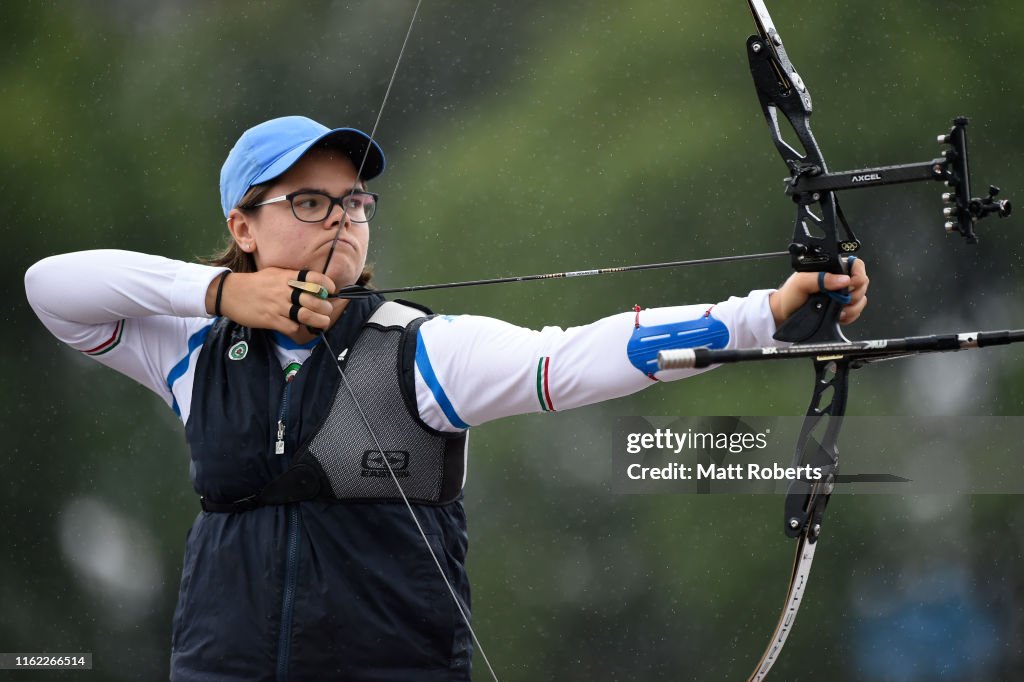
[769,258,869,326]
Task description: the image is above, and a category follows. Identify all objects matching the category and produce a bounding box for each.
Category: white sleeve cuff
[171,263,228,318]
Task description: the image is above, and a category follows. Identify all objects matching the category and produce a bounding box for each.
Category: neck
[286,296,351,345]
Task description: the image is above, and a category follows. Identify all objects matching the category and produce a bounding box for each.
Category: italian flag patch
[535,356,556,412]
[83,319,125,356]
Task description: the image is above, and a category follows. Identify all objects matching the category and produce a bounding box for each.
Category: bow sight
[776,116,1012,245]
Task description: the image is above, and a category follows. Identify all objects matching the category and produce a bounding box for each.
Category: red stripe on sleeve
[542,357,556,411]
[82,320,123,355]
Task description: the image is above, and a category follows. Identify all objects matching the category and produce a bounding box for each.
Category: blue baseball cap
[219,115,386,217]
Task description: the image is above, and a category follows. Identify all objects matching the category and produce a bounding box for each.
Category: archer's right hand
[206,268,338,336]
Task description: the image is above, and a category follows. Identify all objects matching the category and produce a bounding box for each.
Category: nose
[324,200,350,228]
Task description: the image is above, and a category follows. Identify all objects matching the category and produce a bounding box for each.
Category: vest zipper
[274,380,300,682]
[274,381,292,455]
[276,506,300,682]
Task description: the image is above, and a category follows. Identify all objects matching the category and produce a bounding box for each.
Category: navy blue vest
[170,296,473,682]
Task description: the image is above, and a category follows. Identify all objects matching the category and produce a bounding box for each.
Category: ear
[226,208,256,253]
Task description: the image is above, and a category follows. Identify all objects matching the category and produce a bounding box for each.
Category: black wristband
[214,271,230,317]
[296,269,310,282]
[289,303,302,324]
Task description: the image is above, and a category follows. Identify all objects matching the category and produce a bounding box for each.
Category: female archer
[24,115,868,681]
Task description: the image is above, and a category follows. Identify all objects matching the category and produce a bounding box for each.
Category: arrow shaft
[334,251,789,298]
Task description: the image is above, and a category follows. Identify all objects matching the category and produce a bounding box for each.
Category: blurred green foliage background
[4,1,1024,679]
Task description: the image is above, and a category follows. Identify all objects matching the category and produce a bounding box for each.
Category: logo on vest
[228,341,249,361]
[361,450,410,478]
[284,362,302,382]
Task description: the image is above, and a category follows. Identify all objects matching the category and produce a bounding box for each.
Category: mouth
[321,236,357,253]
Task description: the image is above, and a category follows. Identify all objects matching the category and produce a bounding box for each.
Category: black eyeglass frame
[252,189,380,223]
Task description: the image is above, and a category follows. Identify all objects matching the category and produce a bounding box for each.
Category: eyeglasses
[253,189,379,223]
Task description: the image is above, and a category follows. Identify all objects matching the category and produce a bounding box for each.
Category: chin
[325,265,363,290]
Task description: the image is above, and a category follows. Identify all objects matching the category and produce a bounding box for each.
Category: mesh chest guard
[200,301,467,512]
[306,302,467,504]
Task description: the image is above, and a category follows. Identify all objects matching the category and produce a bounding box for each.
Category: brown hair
[203,183,374,286]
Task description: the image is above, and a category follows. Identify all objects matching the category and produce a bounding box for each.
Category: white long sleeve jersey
[25,250,781,431]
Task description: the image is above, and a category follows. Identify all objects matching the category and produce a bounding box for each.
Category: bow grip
[773,256,854,344]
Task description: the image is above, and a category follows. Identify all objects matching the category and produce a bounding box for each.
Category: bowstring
[314,2,502,680]
[319,335,501,681]
[320,0,423,277]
